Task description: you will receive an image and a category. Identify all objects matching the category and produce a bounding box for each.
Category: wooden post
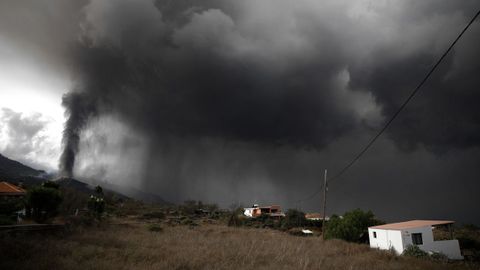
[322,169,328,240]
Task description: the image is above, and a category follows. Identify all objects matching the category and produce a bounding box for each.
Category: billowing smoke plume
[2,0,479,223]
[59,92,97,177]
[58,0,480,175]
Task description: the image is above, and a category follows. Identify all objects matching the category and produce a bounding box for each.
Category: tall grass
[0,223,477,270]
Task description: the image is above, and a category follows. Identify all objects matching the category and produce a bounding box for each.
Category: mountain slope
[0,152,168,204]
[0,153,47,184]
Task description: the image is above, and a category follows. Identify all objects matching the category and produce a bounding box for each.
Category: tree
[87,195,105,219]
[95,185,103,195]
[0,197,23,225]
[282,209,307,229]
[324,209,383,243]
[26,185,63,222]
[88,185,106,220]
[42,180,60,189]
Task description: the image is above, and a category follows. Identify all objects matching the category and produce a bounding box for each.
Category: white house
[368,220,463,260]
[243,204,284,218]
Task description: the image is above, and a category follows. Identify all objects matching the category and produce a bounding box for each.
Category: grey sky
[0,0,479,224]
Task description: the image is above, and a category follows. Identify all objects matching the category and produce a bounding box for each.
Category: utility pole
[322,169,328,240]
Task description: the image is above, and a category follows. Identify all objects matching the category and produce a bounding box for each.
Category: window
[373,231,377,238]
[412,233,423,245]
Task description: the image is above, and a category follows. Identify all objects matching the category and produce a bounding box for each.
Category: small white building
[368,220,463,260]
[243,204,284,218]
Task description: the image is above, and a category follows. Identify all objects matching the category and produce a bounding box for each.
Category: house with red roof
[0,181,26,197]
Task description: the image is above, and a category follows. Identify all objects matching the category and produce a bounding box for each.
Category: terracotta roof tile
[369,220,454,230]
[0,181,26,195]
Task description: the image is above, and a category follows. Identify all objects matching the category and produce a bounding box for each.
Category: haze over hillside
[0,0,479,224]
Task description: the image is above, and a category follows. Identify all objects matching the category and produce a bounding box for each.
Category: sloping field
[0,221,477,270]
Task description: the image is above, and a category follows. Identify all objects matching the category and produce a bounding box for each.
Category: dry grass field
[1,218,478,270]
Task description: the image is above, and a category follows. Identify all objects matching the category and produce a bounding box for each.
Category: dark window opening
[412,233,423,245]
[373,231,377,238]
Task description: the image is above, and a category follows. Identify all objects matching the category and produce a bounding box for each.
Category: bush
[26,186,63,222]
[282,209,307,229]
[181,218,198,227]
[228,213,242,227]
[0,215,15,225]
[58,187,88,216]
[95,185,103,195]
[324,209,383,243]
[147,223,163,232]
[87,195,105,219]
[141,211,166,220]
[42,181,60,189]
[402,245,428,258]
[0,197,23,216]
[430,251,448,262]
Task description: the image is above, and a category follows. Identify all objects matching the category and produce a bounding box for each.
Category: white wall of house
[402,226,463,260]
[369,228,403,254]
[243,208,255,217]
[369,226,463,260]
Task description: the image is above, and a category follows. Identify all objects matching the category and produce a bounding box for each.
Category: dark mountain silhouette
[77,177,170,205]
[0,152,168,204]
[0,153,48,185]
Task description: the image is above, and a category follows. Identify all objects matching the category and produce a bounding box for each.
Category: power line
[329,8,480,184]
[294,9,480,204]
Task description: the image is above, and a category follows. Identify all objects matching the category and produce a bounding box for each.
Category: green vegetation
[402,245,449,262]
[1,220,475,270]
[283,209,307,229]
[87,195,105,220]
[324,209,383,243]
[147,223,163,232]
[86,185,106,220]
[402,245,429,258]
[456,224,480,261]
[0,197,23,225]
[26,183,62,222]
[1,179,478,269]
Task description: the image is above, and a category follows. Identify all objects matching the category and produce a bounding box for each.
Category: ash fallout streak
[47,0,480,223]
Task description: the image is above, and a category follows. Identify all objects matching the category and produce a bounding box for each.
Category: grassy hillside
[0,222,476,270]
[1,215,478,270]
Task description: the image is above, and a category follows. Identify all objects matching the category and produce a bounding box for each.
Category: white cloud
[0,108,61,171]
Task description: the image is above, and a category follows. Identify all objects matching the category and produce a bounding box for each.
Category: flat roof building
[369,220,463,260]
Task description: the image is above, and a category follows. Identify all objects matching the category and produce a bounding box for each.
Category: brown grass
[0,221,477,270]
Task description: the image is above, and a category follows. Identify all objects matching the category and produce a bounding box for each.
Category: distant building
[368,220,463,260]
[0,181,26,222]
[0,181,26,197]
[244,204,285,218]
[305,213,329,221]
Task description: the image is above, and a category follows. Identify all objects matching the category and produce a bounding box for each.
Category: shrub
[402,245,428,258]
[324,209,383,243]
[0,197,23,216]
[42,181,60,189]
[58,187,88,216]
[95,185,103,195]
[26,186,63,222]
[430,251,448,262]
[282,209,307,229]
[87,195,105,219]
[141,211,166,220]
[147,223,163,232]
[0,215,15,225]
[181,218,198,227]
[228,213,242,227]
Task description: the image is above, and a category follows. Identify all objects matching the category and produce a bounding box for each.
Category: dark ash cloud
[1,0,480,223]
